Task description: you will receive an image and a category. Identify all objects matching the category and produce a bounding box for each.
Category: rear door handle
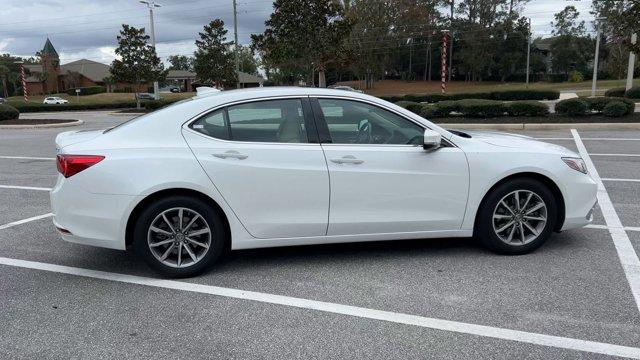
[212,151,248,160]
[330,155,364,164]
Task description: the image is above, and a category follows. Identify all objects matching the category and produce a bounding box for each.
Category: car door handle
[212,151,248,160]
[330,155,364,164]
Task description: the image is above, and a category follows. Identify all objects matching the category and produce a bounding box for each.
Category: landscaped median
[0,103,82,128]
[386,89,639,126]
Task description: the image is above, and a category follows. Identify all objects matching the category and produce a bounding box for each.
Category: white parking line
[0,257,638,359]
[535,138,640,141]
[602,178,640,183]
[586,224,640,232]
[0,155,55,161]
[0,185,52,191]
[591,154,640,158]
[0,213,53,230]
[572,129,640,315]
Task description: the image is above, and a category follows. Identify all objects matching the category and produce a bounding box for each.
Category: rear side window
[191,99,308,143]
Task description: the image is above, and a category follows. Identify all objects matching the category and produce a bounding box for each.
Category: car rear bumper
[50,175,140,250]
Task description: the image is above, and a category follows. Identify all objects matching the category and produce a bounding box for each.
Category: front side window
[191,99,308,143]
[317,99,423,145]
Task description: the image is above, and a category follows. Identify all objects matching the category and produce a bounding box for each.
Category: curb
[0,119,84,129]
[439,122,640,130]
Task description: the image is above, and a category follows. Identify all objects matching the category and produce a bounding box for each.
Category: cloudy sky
[0,0,596,65]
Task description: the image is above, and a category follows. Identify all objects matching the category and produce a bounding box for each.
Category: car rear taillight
[56,154,105,178]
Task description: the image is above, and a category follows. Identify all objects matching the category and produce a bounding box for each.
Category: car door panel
[182,98,330,239]
[322,144,469,235]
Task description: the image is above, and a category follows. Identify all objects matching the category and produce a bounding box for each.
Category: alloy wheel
[492,190,548,246]
[147,207,212,268]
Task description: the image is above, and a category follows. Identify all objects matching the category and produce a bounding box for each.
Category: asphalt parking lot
[1,111,639,359]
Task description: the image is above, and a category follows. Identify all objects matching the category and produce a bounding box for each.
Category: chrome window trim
[311,95,456,148]
[182,95,319,147]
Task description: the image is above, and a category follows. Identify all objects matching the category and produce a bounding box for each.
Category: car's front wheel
[133,195,225,277]
[476,178,557,254]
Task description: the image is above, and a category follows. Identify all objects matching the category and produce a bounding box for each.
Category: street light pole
[626,33,637,91]
[591,17,606,97]
[525,18,531,87]
[233,0,240,89]
[140,0,161,99]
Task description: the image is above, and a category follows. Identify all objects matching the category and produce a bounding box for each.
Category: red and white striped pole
[441,31,449,94]
[16,62,28,102]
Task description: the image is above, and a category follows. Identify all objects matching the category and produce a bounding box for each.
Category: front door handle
[330,155,364,164]
[212,150,248,160]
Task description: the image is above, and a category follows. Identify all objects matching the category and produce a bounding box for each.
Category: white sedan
[43,96,69,104]
[51,87,597,277]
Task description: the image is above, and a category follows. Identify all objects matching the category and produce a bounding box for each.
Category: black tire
[475,178,557,255]
[133,195,226,277]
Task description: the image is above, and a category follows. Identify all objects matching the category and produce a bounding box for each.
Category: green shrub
[66,86,106,96]
[379,95,403,103]
[603,101,631,117]
[604,87,626,97]
[10,101,138,113]
[0,104,20,120]
[506,101,549,117]
[456,99,507,117]
[490,89,560,101]
[450,92,492,100]
[417,105,439,118]
[568,70,584,83]
[555,98,589,116]
[583,97,635,114]
[432,100,460,117]
[424,93,452,103]
[625,87,640,99]
[402,94,428,102]
[395,101,423,114]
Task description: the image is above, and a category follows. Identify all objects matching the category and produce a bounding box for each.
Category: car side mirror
[423,129,442,151]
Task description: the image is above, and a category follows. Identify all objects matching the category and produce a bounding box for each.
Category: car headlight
[562,157,588,174]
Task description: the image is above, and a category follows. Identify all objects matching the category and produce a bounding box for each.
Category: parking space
[1,113,640,359]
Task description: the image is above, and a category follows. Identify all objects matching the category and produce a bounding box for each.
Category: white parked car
[43,97,69,104]
[51,87,597,277]
[328,85,363,93]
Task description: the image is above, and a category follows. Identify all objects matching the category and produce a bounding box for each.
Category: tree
[167,55,194,72]
[0,65,9,98]
[252,0,352,87]
[62,71,82,90]
[194,19,236,88]
[111,24,165,108]
[550,5,585,36]
[549,6,593,78]
[238,46,259,75]
[592,0,640,54]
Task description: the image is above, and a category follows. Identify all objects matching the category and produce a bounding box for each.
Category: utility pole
[591,17,606,97]
[140,0,161,99]
[233,0,240,89]
[525,18,531,87]
[408,38,413,79]
[627,33,637,91]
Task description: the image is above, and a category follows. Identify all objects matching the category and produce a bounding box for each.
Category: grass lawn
[337,79,640,96]
[6,92,195,106]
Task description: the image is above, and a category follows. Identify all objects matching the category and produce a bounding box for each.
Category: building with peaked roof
[25,39,152,95]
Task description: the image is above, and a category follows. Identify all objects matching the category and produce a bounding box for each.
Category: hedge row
[604,87,640,99]
[396,99,549,118]
[380,89,560,104]
[555,97,635,117]
[65,86,107,96]
[9,101,138,113]
[143,99,181,111]
[0,104,20,121]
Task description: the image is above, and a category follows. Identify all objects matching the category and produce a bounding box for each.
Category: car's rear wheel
[476,178,557,254]
[133,195,225,277]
